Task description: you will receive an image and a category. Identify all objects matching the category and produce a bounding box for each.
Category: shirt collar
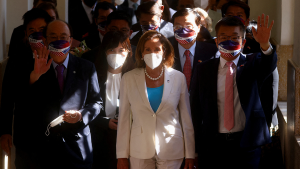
[52,53,70,70]
[178,41,196,58]
[82,1,93,13]
[128,0,141,7]
[219,54,240,68]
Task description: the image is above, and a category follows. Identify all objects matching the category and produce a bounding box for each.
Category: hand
[109,119,118,130]
[184,158,194,169]
[117,158,129,169]
[252,13,274,51]
[63,110,82,123]
[30,46,53,84]
[0,134,12,155]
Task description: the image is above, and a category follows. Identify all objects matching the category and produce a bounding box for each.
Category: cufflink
[198,60,202,63]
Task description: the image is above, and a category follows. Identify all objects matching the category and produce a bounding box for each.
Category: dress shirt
[82,1,93,24]
[52,54,69,80]
[128,0,141,9]
[99,32,104,43]
[105,71,122,119]
[178,42,196,71]
[217,45,273,133]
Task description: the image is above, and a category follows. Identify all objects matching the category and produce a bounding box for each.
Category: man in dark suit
[130,1,174,46]
[8,0,57,58]
[69,0,97,41]
[190,16,276,169]
[83,2,116,49]
[170,8,218,90]
[221,1,279,128]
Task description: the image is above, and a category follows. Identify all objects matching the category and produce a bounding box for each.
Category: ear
[245,18,250,27]
[129,30,133,36]
[160,5,164,12]
[215,38,218,48]
[241,38,246,48]
[70,37,73,46]
[42,37,47,46]
[94,18,98,25]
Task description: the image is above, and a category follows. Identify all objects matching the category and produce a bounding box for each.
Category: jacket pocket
[131,126,142,137]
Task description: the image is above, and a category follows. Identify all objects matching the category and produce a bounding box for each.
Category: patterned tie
[183,50,192,90]
[224,62,234,131]
[132,3,138,11]
[55,65,65,94]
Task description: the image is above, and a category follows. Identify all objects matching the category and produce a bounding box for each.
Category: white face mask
[107,54,126,70]
[144,53,163,70]
[114,0,125,5]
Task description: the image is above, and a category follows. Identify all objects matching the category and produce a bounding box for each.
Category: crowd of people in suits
[0,0,278,169]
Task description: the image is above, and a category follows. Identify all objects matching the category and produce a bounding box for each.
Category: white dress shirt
[105,71,122,119]
[178,42,196,71]
[52,54,69,80]
[99,32,104,43]
[217,45,273,133]
[128,0,140,9]
[82,1,93,24]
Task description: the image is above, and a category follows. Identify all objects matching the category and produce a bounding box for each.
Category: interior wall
[249,0,282,44]
[281,0,294,45]
[0,0,6,62]
[292,0,300,66]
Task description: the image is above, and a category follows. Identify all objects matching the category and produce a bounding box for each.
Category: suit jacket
[130,19,174,46]
[8,25,26,58]
[116,5,135,23]
[117,67,195,160]
[190,49,277,154]
[69,3,92,41]
[29,54,102,167]
[169,38,218,88]
[83,24,101,49]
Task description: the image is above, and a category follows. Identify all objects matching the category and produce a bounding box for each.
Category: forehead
[144,38,162,47]
[107,19,129,28]
[139,13,160,21]
[174,15,196,24]
[47,21,70,35]
[226,6,246,15]
[217,25,243,36]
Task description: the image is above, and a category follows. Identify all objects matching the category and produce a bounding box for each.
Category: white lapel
[133,68,155,114]
[155,67,174,114]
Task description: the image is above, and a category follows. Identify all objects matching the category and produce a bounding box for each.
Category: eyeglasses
[218,35,243,42]
[47,35,71,41]
[173,25,195,31]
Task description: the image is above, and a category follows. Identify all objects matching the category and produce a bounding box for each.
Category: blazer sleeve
[79,64,103,125]
[116,74,131,158]
[254,45,277,81]
[178,73,195,159]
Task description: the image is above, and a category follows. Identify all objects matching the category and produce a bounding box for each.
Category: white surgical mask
[144,53,163,70]
[107,54,126,70]
[114,0,125,5]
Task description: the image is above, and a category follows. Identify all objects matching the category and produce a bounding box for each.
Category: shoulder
[70,54,94,68]
[166,67,184,79]
[123,68,142,77]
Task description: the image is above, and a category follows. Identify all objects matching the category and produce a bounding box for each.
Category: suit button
[153,114,156,117]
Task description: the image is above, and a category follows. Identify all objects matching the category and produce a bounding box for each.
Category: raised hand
[30,46,53,84]
[252,13,274,51]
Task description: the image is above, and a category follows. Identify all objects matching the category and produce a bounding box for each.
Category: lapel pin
[198,60,202,63]
[167,80,170,83]
[240,64,244,67]
[73,71,76,74]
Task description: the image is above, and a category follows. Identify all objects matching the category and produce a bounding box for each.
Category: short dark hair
[37,2,59,20]
[23,8,52,30]
[215,17,246,38]
[33,0,57,7]
[93,2,116,21]
[221,0,250,19]
[135,1,162,19]
[101,31,131,55]
[44,19,74,38]
[106,11,132,29]
[171,8,201,26]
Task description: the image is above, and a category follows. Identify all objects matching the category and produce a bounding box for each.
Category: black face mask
[84,0,97,8]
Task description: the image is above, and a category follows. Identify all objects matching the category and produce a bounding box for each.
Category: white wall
[57,0,69,22]
[0,0,6,61]
[281,0,294,45]
[249,0,282,44]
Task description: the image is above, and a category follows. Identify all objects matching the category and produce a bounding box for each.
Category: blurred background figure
[83,1,116,49]
[194,7,214,43]
[37,2,59,21]
[177,0,195,10]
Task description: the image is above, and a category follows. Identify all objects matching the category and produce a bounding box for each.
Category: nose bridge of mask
[107,53,126,70]
[49,40,71,56]
[218,40,242,58]
[144,53,163,70]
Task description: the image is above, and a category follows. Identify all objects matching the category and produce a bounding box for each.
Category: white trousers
[130,155,183,169]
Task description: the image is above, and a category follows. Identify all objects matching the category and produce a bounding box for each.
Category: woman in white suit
[117,30,195,169]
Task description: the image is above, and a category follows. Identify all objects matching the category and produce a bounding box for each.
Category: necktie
[224,62,234,131]
[183,50,192,90]
[56,65,65,94]
[132,3,138,11]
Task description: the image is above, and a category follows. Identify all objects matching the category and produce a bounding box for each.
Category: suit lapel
[236,54,247,84]
[211,58,220,122]
[173,42,182,71]
[155,67,173,114]
[63,55,77,96]
[134,69,154,113]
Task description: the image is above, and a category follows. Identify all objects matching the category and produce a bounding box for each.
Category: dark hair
[246,20,257,36]
[171,8,201,26]
[93,1,116,21]
[221,0,250,19]
[96,31,133,77]
[106,11,132,29]
[136,1,162,19]
[23,8,52,30]
[215,17,246,38]
[43,19,74,38]
[135,30,174,68]
[161,0,171,22]
[33,0,57,7]
[37,2,59,20]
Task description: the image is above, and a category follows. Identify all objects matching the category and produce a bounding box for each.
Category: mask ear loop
[45,123,51,136]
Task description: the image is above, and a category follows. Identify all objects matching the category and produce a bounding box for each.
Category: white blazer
[116,67,195,160]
